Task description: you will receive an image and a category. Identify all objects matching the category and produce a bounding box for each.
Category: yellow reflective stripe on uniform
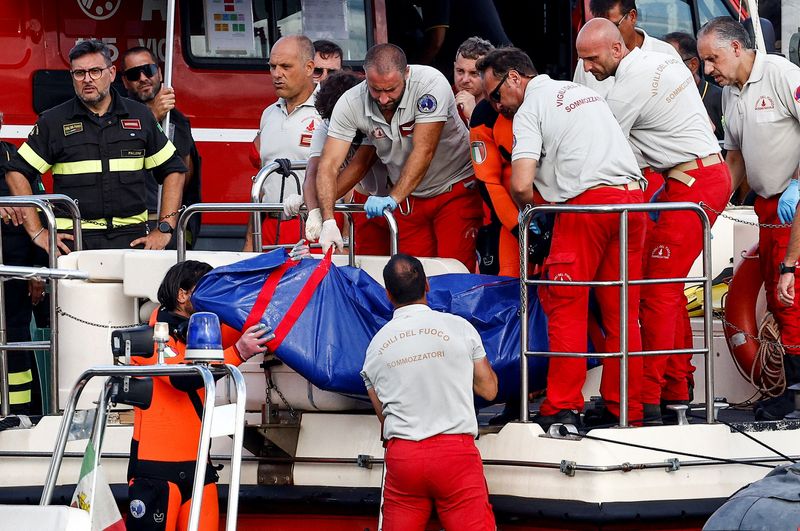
[18,143,52,174]
[52,160,102,175]
[144,142,176,169]
[8,389,31,405]
[8,370,32,386]
[109,158,145,172]
[56,210,149,231]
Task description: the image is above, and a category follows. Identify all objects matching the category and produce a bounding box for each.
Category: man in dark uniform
[4,40,186,254]
[121,46,201,249]
[664,32,724,141]
[0,114,45,414]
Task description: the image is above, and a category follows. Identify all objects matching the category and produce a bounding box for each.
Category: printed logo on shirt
[417,94,437,113]
[121,149,144,158]
[755,96,775,111]
[372,127,387,139]
[553,272,572,282]
[400,120,415,137]
[121,119,142,130]
[153,512,165,524]
[651,245,671,259]
[62,122,83,136]
[470,141,487,164]
[299,133,313,147]
[795,86,800,103]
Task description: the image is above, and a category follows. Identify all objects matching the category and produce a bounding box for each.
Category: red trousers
[381,434,495,531]
[395,179,483,270]
[538,185,646,420]
[640,160,730,404]
[755,195,800,356]
[351,191,390,256]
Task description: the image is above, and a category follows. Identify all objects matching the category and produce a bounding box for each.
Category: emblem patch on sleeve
[470,141,487,164]
[417,94,437,113]
[795,86,800,103]
[62,122,83,136]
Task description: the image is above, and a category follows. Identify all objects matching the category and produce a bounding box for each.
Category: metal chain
[699,201,791,229]
[72,205,186,230]
[264,367,297,419]
[715,310,800,350]
[56,306,143,329]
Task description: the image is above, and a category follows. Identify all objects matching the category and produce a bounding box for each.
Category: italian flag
[70,442,125,531]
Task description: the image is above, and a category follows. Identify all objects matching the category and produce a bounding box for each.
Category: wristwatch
[157,221,174,234]
[780,262,796,275]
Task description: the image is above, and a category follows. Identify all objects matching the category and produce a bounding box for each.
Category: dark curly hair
[314,70,364,120]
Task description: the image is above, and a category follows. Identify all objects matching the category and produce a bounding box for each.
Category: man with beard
[317,44,482,269]
[122,46,201,248]
[454,36,493,123]
[4,40,186,253]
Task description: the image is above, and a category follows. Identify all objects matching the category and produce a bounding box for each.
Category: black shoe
[532,409,581,432]
[754,393,795,420]
[643,403,663,426]
[488,409,519,426]
[583,406,619,428]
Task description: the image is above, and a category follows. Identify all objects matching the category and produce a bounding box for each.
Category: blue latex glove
[778,180,799,224]
[647,184,665,223]
[364,195,398,219]
[517,209,541,235]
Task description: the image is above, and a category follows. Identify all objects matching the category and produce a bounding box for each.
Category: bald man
[245,35,321,250]
[577,19,731,423]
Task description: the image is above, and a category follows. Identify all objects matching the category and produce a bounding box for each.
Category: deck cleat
[665,404,689,426]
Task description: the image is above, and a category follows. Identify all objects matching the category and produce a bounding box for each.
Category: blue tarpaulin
[192,250,552,404]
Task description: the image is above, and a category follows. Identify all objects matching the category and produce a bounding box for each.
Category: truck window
[184,0,371,69]
[637,0,694,38]
[696,0,734,25]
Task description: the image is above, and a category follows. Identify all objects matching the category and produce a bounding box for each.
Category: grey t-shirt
[361,304,486,441]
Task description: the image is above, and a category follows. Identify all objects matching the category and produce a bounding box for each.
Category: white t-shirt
[310,119,390,197]
[511,75,643,203]
[327,65,473,198]
[722,51,800,197]
[605,48,720,171]
[573,28,680,99]
[258,86,321,202]
[361,304,486,441]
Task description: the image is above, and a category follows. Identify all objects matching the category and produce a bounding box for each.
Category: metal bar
[344,213,355,266]
[525,276,708,286]
[249,161,308,252]
[186,367,217,531]
[40,365,224,505]
[0,341,51,351]
[0,226,7,417]
[0,196,78,415]
[519,210,531,423]
[176,202,400,262]
[517,202,714,425]
[224,365,247,531]
[619,210,629,427]
[701,208,716,423]
[524,347,709,359]
[0,265,89,281]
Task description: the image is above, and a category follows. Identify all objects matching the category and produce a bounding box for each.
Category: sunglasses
[489,72,509,103]
[614,11,630,27]
[313,67,339,77]
[124,63,158,82]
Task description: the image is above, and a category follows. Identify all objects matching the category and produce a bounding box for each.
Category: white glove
[305,208,323,241]
[283,193,304,217]
[319,219,344,253]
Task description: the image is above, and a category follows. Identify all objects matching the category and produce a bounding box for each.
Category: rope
[754,313,786,397]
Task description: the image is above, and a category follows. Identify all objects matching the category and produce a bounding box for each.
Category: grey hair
[698,17,753,49]
[456,36,494,61]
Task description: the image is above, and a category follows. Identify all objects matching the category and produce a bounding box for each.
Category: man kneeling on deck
[361,254,498,531]
[127,261,271,531]
[477,47,647,428]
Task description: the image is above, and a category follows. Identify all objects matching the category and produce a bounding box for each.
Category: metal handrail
[250,160,307,250]
[40,363,246,531]
[0,195,82,416]
[175,202,399,264]
[519,202,714,427]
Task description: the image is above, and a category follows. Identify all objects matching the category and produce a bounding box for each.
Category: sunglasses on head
[313,67,338,77]
[124,63,158,82]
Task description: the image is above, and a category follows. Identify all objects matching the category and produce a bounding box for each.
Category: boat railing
[176,202,399,265]
[519,202,715,427]
[41,362,246,531]
[0,195,82,416]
